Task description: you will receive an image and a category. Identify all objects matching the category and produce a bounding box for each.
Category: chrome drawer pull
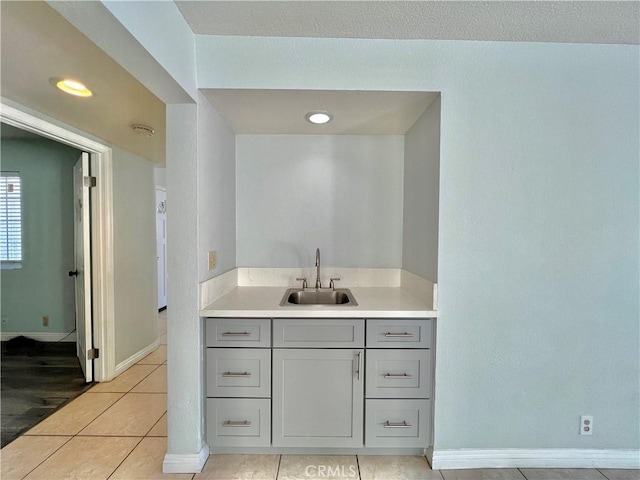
[222,371,251,377]
[384,421,412,428]
[223,420,251,427]
[221,332,251,337]
[384,332,414,337]
[384,373,413,379]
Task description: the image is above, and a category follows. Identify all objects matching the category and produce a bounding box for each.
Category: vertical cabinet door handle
[356,351,362,380]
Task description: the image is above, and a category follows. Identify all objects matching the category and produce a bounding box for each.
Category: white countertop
[199,286,437,318]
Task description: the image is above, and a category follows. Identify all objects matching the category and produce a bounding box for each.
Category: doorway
[0,124,96,445]
[0,102,116,383]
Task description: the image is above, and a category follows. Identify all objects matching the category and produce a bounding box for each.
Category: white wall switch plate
[208,250,217,270]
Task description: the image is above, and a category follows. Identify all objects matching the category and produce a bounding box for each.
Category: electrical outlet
[208,250,217,270]
[580,415,593,435]
[43,316,49,327]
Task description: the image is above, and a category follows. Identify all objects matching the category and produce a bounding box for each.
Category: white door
[156,188,167,309]
[73,153,93,382]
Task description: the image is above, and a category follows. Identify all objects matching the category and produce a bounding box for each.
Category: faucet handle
[296,277,308,289]
[329,277,341,290]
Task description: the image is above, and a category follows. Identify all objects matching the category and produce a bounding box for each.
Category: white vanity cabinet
[204,316,435,452]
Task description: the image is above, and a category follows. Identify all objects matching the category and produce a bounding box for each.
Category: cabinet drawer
[206,398,270,447]
[365,349,431,398]
[206,348,271,397]
[273,319,364,348]
[365,399,431,447]
[366,319,433,348]
[205,318,271,347]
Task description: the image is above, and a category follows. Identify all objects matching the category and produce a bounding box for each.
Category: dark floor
[0,337,92,447]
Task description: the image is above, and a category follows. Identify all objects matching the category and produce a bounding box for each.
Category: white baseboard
[114,338,161,376]
[0,331,77,342]
[431,448,640,470]
[163,443,210,474]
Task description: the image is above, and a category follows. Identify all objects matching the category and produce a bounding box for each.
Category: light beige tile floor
[2,309,639,480]
[441,469,525,479]
[78,392,167,436]
[195,454,280,480]
[599,470,640,480]
[132,364,168,393]
[358,455,442,480]
[519,469,608,480]
[90,364,159,393]
[278,455,358,480]
[110,437,192,480]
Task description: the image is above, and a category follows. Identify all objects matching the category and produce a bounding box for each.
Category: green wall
[1,133,81,338]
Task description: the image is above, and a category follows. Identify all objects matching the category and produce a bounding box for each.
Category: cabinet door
[272,349,364,447]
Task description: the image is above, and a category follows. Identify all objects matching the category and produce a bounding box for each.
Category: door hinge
[84,176,97,188]
[88,348,99,360]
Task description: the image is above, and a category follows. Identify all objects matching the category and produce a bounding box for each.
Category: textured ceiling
[203,90,439,134]
[0,1,166,164]
[176,1,640,45]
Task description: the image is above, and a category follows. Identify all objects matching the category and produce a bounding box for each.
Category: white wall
[166,103,205,457]
[402,96,440,282]
[197,37,640,451]
[236,134,404,268]
[111,146,159,364]
[197,92,236,282]
[154,167,166,189]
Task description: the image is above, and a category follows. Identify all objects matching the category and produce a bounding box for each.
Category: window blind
[0,172,22,262]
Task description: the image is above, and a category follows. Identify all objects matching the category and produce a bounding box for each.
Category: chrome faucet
[315,248,322,289]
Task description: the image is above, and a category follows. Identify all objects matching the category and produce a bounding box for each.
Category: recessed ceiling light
[131,124,156,137]
[50,77,93,97]
[305,111,332,125]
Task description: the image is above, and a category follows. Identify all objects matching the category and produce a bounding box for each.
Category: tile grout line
[144,411,167,437]
[596,469,612,480]
[17,435,74,480]
[275,454,282,480]
[75,392,127,437]
[105,435,145,480]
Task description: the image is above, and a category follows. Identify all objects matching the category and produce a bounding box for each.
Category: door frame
[155,186,167,310]
[1,102,115,382]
